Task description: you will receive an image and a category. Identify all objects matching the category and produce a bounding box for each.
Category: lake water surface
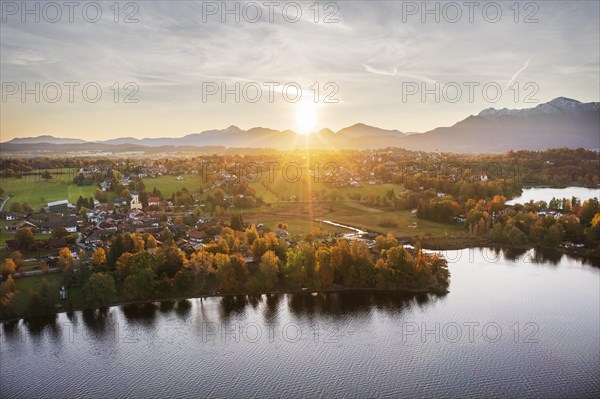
[1,248,599,398]
[507,187,599,205]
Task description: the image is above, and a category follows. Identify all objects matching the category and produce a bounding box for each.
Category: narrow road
[0,195,11,212]
[13,267,62,278]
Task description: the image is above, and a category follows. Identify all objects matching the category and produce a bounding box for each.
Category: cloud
[363,64,438,84]
[504,57,532,90]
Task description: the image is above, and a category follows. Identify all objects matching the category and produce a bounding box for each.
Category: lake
[1,248,599,398]
[507,187,600,205]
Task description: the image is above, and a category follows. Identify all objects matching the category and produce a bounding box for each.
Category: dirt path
[344,201,383,213]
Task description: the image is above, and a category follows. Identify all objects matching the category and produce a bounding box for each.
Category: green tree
[117,251,156,278]
[230,213,245,231]
[28,278,59,316]
[83,273,116,309]
[507,227,528,246]
[123,269,157,300]
[15,228,35,250]
[52,226,69,239]
[9,202,24,213]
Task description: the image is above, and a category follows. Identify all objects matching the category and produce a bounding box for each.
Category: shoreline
[0,286,446,324]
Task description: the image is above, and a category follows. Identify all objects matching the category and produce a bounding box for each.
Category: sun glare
[295,101,318,135]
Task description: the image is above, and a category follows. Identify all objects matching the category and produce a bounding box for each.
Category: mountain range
[2,97,598,153]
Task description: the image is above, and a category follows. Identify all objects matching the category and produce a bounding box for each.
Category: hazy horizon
[1,1,599,142]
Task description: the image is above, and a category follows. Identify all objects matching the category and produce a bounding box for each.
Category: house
[100,181,111,192]
[148,197,161,206]
[39,219,78,234]
[114,197,128,207]
[4,212,20,221]
[47,199,74,213]
[243,256,257,266]
[47,238,68,249]
[7,221,37,231]
[128,209,144,220]
[187,229,208,243]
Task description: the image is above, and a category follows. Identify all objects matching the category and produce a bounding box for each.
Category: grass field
[245,168,403,202]
[321,203,466,239]
[234,201,466,240]
[0,173,209,210]
[142,174,208,197]
[0,175,97,210]
[8,272,76,317]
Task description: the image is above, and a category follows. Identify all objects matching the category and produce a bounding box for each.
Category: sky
[1,0,599,141]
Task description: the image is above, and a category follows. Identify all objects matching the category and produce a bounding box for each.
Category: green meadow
[0,175,97,210]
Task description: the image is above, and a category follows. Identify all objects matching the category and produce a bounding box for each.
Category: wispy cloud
[363,64,438,84]
[504,57,532,90]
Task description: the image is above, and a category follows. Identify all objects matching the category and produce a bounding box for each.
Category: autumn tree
[117,251,156,278]
[146,234,158,252]
[155,242,187,277]
[216,253,248,293]
[244,225,259,246]
[10,251,24,270]
[57,247,76,271]
[92,247,107,270]
[259,250,279,291]
[123,233,145,254]
[316,247,334,288]
[1,258,17,278]
[0,274,17,318]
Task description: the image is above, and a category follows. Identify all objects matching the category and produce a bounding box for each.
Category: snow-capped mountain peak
[478,97,599,119]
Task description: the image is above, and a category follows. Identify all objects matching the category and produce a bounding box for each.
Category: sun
[294,101,318,135]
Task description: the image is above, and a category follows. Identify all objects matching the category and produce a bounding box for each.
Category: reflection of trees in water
[159,300,175,313]
[121,303,158,326]
[489,246,597,267]
[81,308,112,333]
[23,314,59,338]
[2,319,19,336]
[211,291,443,324]
[247,295,262,310]
[263,294,282,323]
[175,299,192,318]
[501,247,530,261]
[218,295,250,321]
[529,248,563,265]
[285,291,440,319]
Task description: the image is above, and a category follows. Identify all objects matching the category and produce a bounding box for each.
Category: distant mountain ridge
[478,97,600,119]
[5,135,88,145]
[2,98,599,153]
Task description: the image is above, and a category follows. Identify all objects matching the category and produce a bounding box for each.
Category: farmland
[0,175,97,210]
[142,174,207,197]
